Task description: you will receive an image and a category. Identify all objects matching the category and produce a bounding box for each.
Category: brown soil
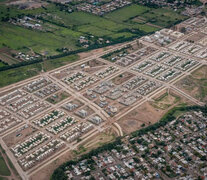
[175,65,207,102]
[3,125,37,147]
[186,32,206,43]
[118,89,194,134]
[112,72,135,85]
[29,150,73,180]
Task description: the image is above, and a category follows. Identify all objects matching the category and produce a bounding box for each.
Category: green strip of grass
[0,153,11,176]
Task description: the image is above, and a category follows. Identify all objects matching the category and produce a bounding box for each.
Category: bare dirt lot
[3,125,37,147]
[29,150,73,180]
[118,89,194,134]
[186,32,206,43]
[175,65,207,103]
[46,91,70,104]
[151,90,181,110]
[75,128,117,155]
[112,72,135,85]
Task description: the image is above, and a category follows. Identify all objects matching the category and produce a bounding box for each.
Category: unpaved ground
[112,72,134,85]
[118,101,163,134]
[175,65,207,102]
[78,128,117,151]
[0,147,21,180]
[186,32,206,42]
[78,41,131,59]
[151,90,180,110]
[79,47,109,59]
[29,150,73,180]
[118,90,194,134]
[3,125,37,147]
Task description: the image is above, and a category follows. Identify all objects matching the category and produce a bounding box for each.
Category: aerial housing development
[0,0,207,180]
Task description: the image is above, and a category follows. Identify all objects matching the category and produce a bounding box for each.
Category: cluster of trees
[0,58,42,71]
[0,59,8,66]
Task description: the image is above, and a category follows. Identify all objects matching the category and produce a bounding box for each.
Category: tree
[51,168,67,180]
[180,27,186,34]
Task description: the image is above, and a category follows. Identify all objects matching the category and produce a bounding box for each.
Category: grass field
[0,23,82,56]
[0,62,6,68]
[152,91,181,110]
[105,4,149,22]
[0,153,10,177]
[140,8,187,27]
[105,4,187,27]
[176,65,207,102]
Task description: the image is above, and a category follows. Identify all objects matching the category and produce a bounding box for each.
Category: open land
[176,65,207,102]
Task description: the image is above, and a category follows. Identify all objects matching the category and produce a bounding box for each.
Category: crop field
[0,2,186,57]
[140,8,187,27]
[105,4,149,22]
[0,23,82,56]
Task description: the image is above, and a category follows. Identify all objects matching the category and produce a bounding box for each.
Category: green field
[0,62,6,68]
[140,8,187,27]
[105,4,187,28]
[0,4,185,56]
[0,3,187,57]
[0,23,82,56]
[0,153,11,177]
[105,4,149,22]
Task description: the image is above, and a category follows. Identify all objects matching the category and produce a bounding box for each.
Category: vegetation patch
[46,91,70,104]
[152,91,181,110]
[0,153,11,176]
[176,65,207,102]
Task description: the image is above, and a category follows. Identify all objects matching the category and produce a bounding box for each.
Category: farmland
[0,3,187,59]
[105,4,149,22]
[0,23,82,56]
